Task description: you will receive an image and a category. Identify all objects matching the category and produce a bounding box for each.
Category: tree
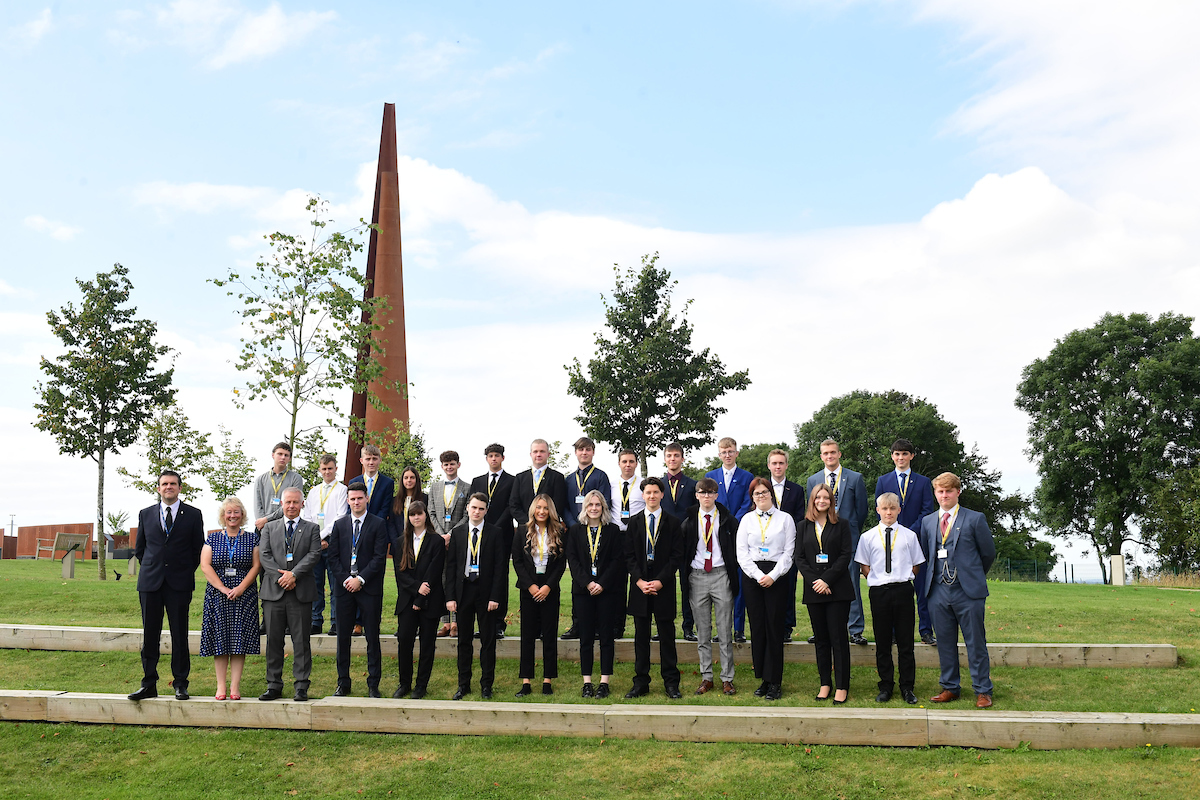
[1016,312,1200,583]
[292,429,330,490]
[1141,468,1200,574]
[371,420,433,485]
[33,264,175,580]
[210,196,397,451]
[565,253,751,474]
[202,425,257,502]
[116,403,213,499]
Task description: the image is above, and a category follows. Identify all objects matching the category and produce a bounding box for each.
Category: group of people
[128,434,997,709]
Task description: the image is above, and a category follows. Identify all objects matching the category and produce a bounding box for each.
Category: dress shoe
[832,695,848,706]
[722,681,736,695]
[561,625,579,640]
[481,687,492,699]
[437,624,451,637]
[293,689,309,702]
[666,687,683,699]
[473,631,481,639]
[683,630,698,642]
[310,624,323,635]
[174,687,190,701]
[782,629,793,643]
[333,685,351,697]
[393,686,410,699]
[930,689,960,703]
[807,635,816,644]
[411,687,426,699]
[849,633,869,646]
[650,632,659,641]
[695,679,714,695]
[711,635,720,643]
[452,687,468,700]
[734,632,747,644]
[214,693,226,701]
[230,693,241,701]
[901,689,918,705]
[353,624,364,637]
[128,686,157,701]
[515,684,533,697]
[754,680,770,697]
[624,686,648,699]
[258,688,283,701]
[328,626,337,636]
[582,682,595,698]
[875,690,893,703]
[765,684,782,701]
[367,687,382,699]
[496,626,506,640]
[542,684,554,695]
[814,689,832,701]
[596,683,611,699]
[975,693,994,709]
[921,632,937,646]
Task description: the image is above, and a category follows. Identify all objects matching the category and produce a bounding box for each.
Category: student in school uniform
[512,494,568,696]
[567,489,625,699]
[390,500,445,700]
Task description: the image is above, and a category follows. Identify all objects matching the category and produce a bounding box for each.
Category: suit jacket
[426,478,471,537]
[565,522,626,596]
[470,471,516,533]
[443,519,509,606]
[562,466,612,528]
[345,473,395,523]
[706,466,754,519]
[771,479,806,528]
[624,509,686,618]
[509,467,570,529]
[920,507,995,600]
[659,472,699,522]
[135,501,205,593]
[511,527,569,592]
[794,518,855,604]
[259,516,322,603]
[874,471,936,531]
[391,525,447,617]
[327,513,389,597]
[806,467,868,534]
[678,502,739,595]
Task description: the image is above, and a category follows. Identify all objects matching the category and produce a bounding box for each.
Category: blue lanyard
[226,530,239,568]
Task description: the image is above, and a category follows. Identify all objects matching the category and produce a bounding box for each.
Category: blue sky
[4,1,1199,573]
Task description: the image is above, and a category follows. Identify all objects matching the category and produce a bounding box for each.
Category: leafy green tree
[211,196,397,451]
[1016,312,1200,583]
[116,403,213,499]
[202,425,257,502]
[371,420,434,486]
[33,264,175,580]
[1129,468,1200,573]
[565,253,751,475]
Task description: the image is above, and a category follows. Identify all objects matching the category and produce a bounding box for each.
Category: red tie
[703,514,713,573]
[940,512,951,538]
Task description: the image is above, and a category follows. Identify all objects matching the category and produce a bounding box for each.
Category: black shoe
[333,685,351,697]
[561,625,579,640]
[496,628,506,640]
[393,686,410,699]
[683,630,698,642]
[711,635,720,643]
[849,633,869,646]
[542,684,553,696]
[368,687,382,698]
[174,687,189,701]
[814,690,832,701]
[613,628,624,639]
[452,687,468,700]
[259,622,267,635]
[765,684,782,701]
[753,680,769,697]
[515,684,533,697]
[411,687,426,700]
[651,632,659,641]
[783,629,793,643]
[128,686,157,701]
[807,635,816,644]
[734,632,747,644]
[310,624,323,635]
[921,633,937,646]
[625,686,648,699]
[293,689,309,702]
[875,690,893,703]
[901,689,918,705]
[582,683,595,698]
[596,683,611,699]
[665,686,682,699]
[833,695,848,705]
[481,687,492,699]
[328,626,338,636]
[259,688,283,701]
[474,630,481,639]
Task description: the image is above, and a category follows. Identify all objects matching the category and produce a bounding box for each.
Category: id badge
[286,552,294,562]
[224,567,236,577]
[444,513,452,523]
[816,553,829,564]
[350,553,358,569]
[759,546,770,557]
[647,554,655,563]
[575,494,585,505]
[536,565,546,575]
[703,550,712,560]
[271,497,281,507]
[621,510,630,519]
[470,564,480,575]
[591,566,597,576]
[317,512,325,521]
[937,548,948,559]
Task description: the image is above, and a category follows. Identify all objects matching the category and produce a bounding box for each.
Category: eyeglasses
[751,490,773,498]
[696,490,717,495]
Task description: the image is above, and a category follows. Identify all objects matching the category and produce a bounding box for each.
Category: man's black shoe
[393,686,410,699]
[782,629,793,643]
[310,624,323,635]
[328,626,337,636]
[481,687,492,699]
[683,630,698,642]
[293,689,309,702]
[258,688,283,701]
[665,686,682,699]
[174,686,189,701]
[901,689,918,704]
[849,633,869,646]
[807,635,816,644]
[452,687,468,700]
[753,680,770,697]
[921,633,937,646]
[734,632,747,644]
[411,687,426,699]
[367,687,382,698]
[624,686,648,699]
[128,686,157,701]
[651,632,659,641]
[875,690,892,703]
[333,685,351,697]
[765,684,782,701]
[561,626,579,640]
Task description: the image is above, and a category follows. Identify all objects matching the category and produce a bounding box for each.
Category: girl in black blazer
[795,483,855,704]
[513,493,568,696]
[389,500,446,699]
[566,490,624,698]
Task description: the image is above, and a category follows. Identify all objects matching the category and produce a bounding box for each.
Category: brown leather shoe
[694,679,714,695]
[975,693,993,709]
[722,681,736,695]
[930,689,960,703]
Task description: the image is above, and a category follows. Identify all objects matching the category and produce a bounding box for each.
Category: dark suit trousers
[264,593,313,690]
[575,590,619,676]
[518,588,560,679]
[929,580,993,695]
[869,582,916,693]
[396,606,439,691]
[631,595,679,691]
[743,573,787,684]
[139,586,192,689]
[679,566,694,633]
[335,589,382,689]
[806,600,851,690]
[914,562,933,636]
[456,578,498,691]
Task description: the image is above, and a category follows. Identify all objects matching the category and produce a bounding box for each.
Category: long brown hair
[804,483,840,524]
[524,493,565,556]
[391,466,425,517]
[397,500,428,571]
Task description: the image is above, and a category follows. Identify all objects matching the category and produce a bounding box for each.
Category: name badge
[271,497,281,506]
[224,567,237,577]
[286,552,294,562]
[816,553,829,564]
[591,566,597,576]
[350,554,358,567]
[759,546,770,557]
[937,548,948,559]
[444,514,452,523]
[536,565,546,575]
[575,495,585,505]
[647,554,655,562]
[470,564,480,575]
[621,510,630,519]
[317,512,325,521]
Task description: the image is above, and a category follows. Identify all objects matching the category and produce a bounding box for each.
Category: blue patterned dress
[199,529,261,656]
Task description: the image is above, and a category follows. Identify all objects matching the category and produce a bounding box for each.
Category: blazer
[511,527,569,592]
[390,524,447,617]
[771,479,807,528]
[659,472,699,522]
[874,471,936,531]
[562,466,612,528]
[706,466,754,520]
[920,506,996,600]
[259,515,322,603]
[327,512,389,597]
[678,501,739,595]
[470,471,516,533]
[345,473,395,523]
[509,467,570,529]
[794,518,856,604]
[443,519,509,607]
[624,509,686,618]
[426,478,471,537]
[135,501,205,593]
[806,467,868,534]
[565,522,626,596]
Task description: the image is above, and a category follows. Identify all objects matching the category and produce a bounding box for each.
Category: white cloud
[23,215,81,241]
[150,0,336,69]
[10,8,53,45]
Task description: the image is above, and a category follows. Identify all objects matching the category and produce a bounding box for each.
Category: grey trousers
[264,593,313,691]
[690,565,735,683]
[928,580,992,696]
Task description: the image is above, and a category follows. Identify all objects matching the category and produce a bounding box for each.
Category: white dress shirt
[610,475,645,531]
[302,480,347,540]
[690,506,726,570]
[736,508,795,581]
[854,522,925,587]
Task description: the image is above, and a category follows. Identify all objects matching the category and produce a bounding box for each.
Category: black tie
[828,471,837,504]
[164,506,173,533]
[469,527,481,580]
[286,520,295,550]
[622,481,630,510]
[885,526,893,574]
[489,474,497,492]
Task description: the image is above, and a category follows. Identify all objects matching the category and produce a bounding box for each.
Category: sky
[3,1,1199,573]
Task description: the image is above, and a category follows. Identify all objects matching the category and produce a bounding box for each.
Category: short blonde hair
[218,496,248,528]
[717,437,738,450]
[876,492,901,510]
[932,472,961,490]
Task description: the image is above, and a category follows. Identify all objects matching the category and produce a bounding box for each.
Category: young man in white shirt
[301,454,347,635]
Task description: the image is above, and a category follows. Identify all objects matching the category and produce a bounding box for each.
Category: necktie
[489,473,497,492]
[353,518,361,546]
[940,512,951,540]
[470,526,480,579]
[899,472,908,495]
[164,506,173,533]
[622,481,630,511]
[647,514,656,561]
[703,514,713,573]
[286,520,295,549]
[828,471,837,503]
[884,526,893,574]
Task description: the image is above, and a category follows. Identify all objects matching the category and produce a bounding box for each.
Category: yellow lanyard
[814,521,825,552]
[757,511,772,545]
[699,510,714,550]
[621,480,631,509]
[535,526,547,562]
[443,481,457,509]
[940,509,957,546]
[826,469,841,499]
[897,472,909,505]
[574,465,595,495]
[647,513,660,549]
[533,468,544,492]
[588,526,601,565]
[667,474,680,502]
[270,472,286,496]
[318,482,336,512]
[487,474,498,500]
[413,530,424,559]
[468,526,482,562]
[365,475,376,500]
[878,523,897,553]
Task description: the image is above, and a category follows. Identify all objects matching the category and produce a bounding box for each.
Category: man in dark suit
[659,442,698,641]
[706,436,753,643]
[258,487,322,702]
[920,472,997,709]
[767,448,805,642]
[624,477,686,699]
[508,438,569,533]
[445,493,509,699]
[805,438,869,645]
[874,438,937,645]
[470,443,516,638]
[129,471,205,701]
[345,444,395,523]
[328,482,389,697]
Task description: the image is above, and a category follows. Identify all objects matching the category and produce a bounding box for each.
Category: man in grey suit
[805,438,870,645]
[920,472,996,708]
[258,487,322,702]
[428,450,471,540]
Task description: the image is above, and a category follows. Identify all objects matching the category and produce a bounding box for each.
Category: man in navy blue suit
[874,438,937,645]
[767,448,805,642]
[921,472,996,708]
[345,444,395,523]
[706,436,753,642]
[805,439,869,645]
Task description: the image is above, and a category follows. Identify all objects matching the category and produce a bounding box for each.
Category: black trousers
[456,579,498,691]
[139,586,193,689]
[575,589,619,676]
[807,600,851,690]
[397,606,439,691]
[519,586,560,679]
[742,570,787,684]
[680,566,694,633]
[631,596,679,691]
[870,581,917,692]
[335,589,382,689]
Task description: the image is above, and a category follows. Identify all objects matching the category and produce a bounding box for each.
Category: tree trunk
[1094,546,1108,585]
[97,449,107,581]
[639,452,649,478]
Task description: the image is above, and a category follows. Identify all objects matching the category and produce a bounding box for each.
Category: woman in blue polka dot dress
[199,496,262,699]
